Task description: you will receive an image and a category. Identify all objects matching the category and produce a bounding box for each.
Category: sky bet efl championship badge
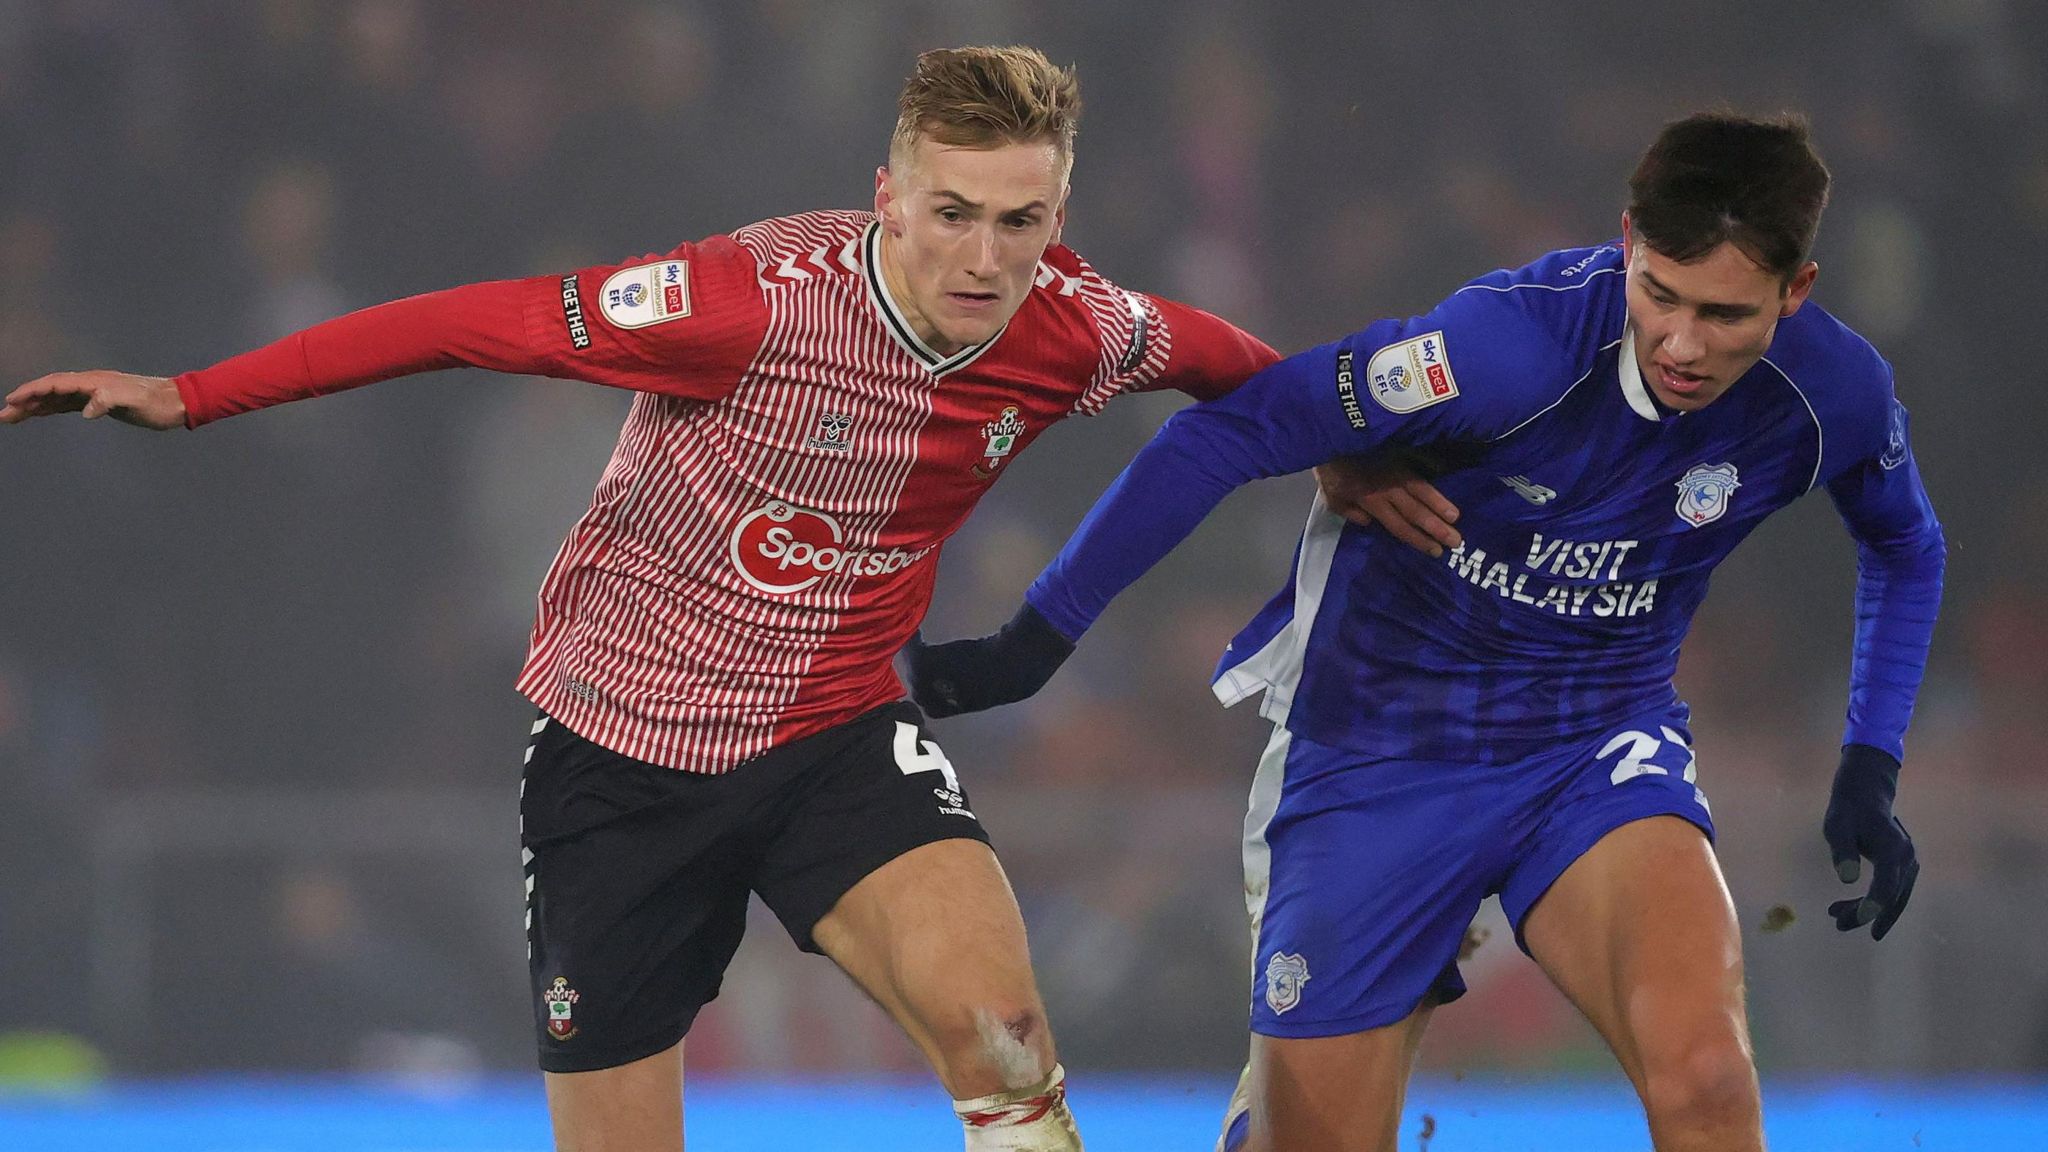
[1675,462,1741,527]
[543,976,580,1041]
[974,405,1027,478]
[1365,330,1459,414]
[598,259,691,329]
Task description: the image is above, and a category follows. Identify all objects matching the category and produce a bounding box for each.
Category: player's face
[875,137,1068,355]
[1622,213,1817,412]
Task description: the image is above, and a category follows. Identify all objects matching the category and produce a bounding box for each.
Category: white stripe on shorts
[1242,723,1294,949]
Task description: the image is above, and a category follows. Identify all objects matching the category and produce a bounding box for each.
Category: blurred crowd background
[3,0,2046,1088]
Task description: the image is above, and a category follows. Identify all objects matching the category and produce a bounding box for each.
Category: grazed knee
[938,1004,1054,1098]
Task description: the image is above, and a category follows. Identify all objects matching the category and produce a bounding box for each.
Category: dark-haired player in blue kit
[899,113,1944,1152]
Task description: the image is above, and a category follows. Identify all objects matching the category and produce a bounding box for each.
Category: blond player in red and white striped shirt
[2,46,1448,1152]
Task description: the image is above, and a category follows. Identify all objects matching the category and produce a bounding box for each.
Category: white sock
[955,1062,1082,1151]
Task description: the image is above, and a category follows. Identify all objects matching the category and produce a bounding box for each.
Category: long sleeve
[1132,295,1282,401]
[1023,281,1582,642]
[1827,400,1946,760]
[174,236,769,427]
[1025,342,1353,639]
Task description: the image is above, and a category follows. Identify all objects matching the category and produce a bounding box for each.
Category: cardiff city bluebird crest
[1264,951,1310,1015]
[1674,462,1741,527]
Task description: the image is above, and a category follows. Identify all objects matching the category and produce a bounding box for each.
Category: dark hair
[1628,112,1831,280]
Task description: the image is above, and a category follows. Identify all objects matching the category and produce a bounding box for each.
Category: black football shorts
[518,701,990,1072]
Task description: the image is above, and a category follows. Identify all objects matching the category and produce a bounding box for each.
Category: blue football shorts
[1243,706,1714,1038]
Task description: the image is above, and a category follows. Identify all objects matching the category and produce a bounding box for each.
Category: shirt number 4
[893,721,962,793]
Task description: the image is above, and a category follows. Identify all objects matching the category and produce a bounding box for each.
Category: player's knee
[935,1002,1055,1098]
[1639,1034,1758,1131]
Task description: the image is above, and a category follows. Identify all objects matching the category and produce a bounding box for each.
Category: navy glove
[1822,744,1918,941]
[897,601,1075,719]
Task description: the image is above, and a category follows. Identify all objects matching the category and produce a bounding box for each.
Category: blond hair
[891,46,1081,177]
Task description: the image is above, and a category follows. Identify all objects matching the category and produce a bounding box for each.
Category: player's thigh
[1246,1006,1433,1152]
[1246,725,1503,1039]
[1519,815,1750,1087]
[520,714,754,1076]
[814,837,1041,1037]
[751,705,1038,1088]
[544,1041,683,1152]
[1500,713,1745,1086]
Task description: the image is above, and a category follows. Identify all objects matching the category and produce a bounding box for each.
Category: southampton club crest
[973,405,1027,479]
[1674,462,1741,528]
[543,976,581,1041]
[1264,951,1311,1015]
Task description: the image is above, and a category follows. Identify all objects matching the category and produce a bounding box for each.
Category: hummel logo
[806,411,854,453]
[1500,474,1557,505]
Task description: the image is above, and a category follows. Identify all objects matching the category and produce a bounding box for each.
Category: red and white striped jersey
[176,210,1277,772]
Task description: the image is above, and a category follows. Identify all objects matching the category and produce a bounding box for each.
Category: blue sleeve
[1026,290,1573,641]
[1025,340,1346,640]
[1825,397,1945,761]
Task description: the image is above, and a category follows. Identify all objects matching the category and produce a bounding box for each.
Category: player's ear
[1779,261,1819,318]
[1620,210,1633,265]
[875,167,904,236]
[1049,196,1067,249]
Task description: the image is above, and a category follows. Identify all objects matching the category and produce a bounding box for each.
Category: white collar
[1616,325,1664,422]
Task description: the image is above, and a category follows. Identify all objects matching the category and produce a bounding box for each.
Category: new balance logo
[1500,474,1557,505]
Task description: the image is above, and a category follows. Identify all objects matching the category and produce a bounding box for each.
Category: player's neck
[875,230,968,358]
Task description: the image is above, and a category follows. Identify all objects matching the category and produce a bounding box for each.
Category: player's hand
[1822,744,1918,941]
[1316,454,1462,557]
[897,602,1076,719]
[1,371,186,430]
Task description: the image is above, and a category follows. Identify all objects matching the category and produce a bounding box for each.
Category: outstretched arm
[5,237,766,432]
[1024,344,1354,640]
[902,340,1361,717]
[898,443,1461,718]
[1117,292,1465,557]
[901,292,1568,717]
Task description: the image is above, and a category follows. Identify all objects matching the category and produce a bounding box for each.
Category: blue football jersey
[1027,242,1944,764]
